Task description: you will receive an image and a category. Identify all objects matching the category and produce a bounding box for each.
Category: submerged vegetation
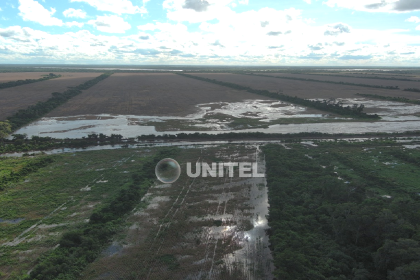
[263,143,420,280]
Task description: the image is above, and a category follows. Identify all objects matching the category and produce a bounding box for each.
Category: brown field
[308,71,420,81]
[0,73,101,120]
[45,73,272,117]
[191,73,420,100]
[258,72,420,89]
[0,72,53,83]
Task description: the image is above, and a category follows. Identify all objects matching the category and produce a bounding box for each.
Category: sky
[0,0,419,66]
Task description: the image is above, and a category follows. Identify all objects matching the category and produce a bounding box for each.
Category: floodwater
[11,98,420,139]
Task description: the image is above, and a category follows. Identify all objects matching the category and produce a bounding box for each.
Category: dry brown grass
[45,73,272,117]
[0,73,101,120]
[191,73,420,100]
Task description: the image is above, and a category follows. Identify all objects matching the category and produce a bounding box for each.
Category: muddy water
[221,149,274,280]
[11,99,329,138]
[12,97,420,139]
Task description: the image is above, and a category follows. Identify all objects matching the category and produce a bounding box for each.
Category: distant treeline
[29,147,179,280]
[6,73,112,131]
[0,73,60,89]
[263,144,420,279]
[355,93,420,105]
[301,72,420,82]
[0,156,54,190]
[248,73,400,90]
[178,73,380,119]
[403,88,420,93]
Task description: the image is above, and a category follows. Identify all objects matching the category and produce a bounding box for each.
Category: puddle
[0,218,25,224]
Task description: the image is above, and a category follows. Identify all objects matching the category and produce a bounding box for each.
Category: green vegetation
[178,73,380,119]
[7,73,112,131]
[263,143,420,279]
[0,73,60,90]
[28,148,179,280]
[0,121,11,142]
[248,73,400,90]
[0,156,54,190]
[355,93,420,105]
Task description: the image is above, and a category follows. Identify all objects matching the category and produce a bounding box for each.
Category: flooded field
[81,145,274,280]
[12,96,420,138]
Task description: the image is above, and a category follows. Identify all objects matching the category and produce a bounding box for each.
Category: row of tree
[249,73,401,89]
[355,93,420,105]
[28,147,180,280]
[404,88,420,93]
[0,73,60,89]
[178,73,380,119]
[6,73,112,131]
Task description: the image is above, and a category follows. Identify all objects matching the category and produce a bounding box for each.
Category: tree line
[248,73,400,90]
[28,147,179,280]
[0,73,61,90]
[403,88,420,93]
[178,73,380,119]
[6,73,112,131]
[355,93,420,105]
[3,130,420,154]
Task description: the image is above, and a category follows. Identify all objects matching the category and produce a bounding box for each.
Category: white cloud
[323,0,420,13]
[18,0,63,26]
[238,0,249,4]
[0,7,3,11]
[416,25,420,31]
[70,0,147,14]
[406,16,420,23]
[65,21,85,28]
[63,8,87,18]
[163,0,237,23]
[2,5,420,65]
[88,15,131,33]
[303,0,312,4]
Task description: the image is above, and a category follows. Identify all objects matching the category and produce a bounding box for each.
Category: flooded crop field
[81,145,274,280]
[0,145,275,280]
[44,73,269,117]
[2,67,420,279]
[12,96,420,138]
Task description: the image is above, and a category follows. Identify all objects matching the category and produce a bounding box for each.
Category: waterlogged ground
[81,145,274,280]
[12,98,420,138]
[14,99,332,138]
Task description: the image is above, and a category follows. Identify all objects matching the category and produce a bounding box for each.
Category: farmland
[0,73,101,120]
[0,73,53,83]
[45,73,272,117]
[189,73,420,100]
[255,72,420,90]
[1,66,420,280]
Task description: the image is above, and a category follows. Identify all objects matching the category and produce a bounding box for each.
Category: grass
[0,148,155,279]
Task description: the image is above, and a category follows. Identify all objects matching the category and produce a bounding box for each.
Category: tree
[0,121,12,142]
